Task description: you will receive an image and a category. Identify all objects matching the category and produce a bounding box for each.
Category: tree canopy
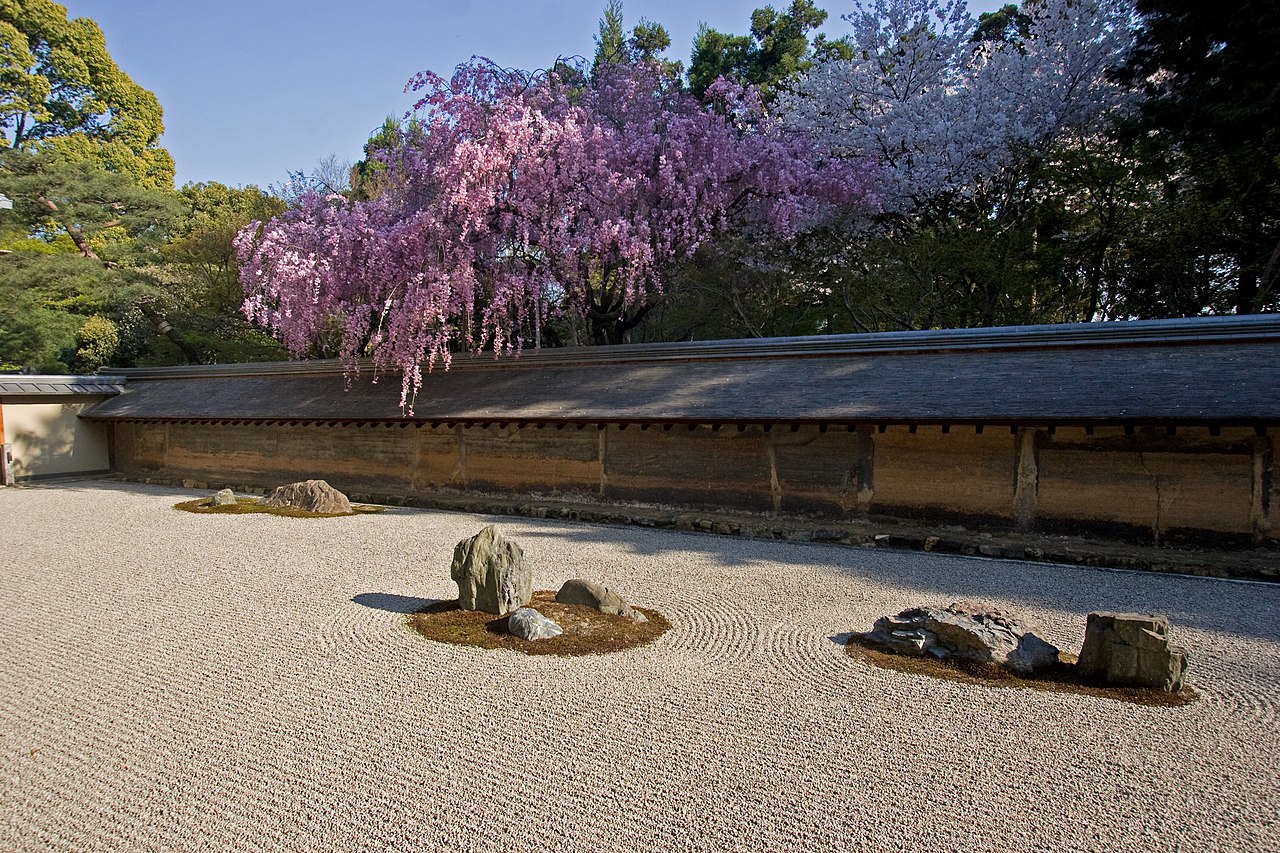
[0,0,173,189]
[237,58,872,409]
[689,0,833,99]
[1119,0,1280,315]
[0,2,296,372]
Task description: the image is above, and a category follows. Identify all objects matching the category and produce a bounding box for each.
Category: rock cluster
[1077,612,1189,692]
[443,526,653,641]
[860,602,1192,693]
[450,525,532,616]
[555,578,647,622]
[859,600,1060,675]
[259,479,352,514]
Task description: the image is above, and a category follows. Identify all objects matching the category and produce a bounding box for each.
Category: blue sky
[66,1,1008,190]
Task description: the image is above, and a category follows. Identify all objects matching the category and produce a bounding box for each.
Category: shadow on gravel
[30,479,1280,645]
[353,593,438,614]
[513,524,1280,644]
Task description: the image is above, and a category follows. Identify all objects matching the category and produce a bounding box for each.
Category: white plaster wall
[2,397,111,480]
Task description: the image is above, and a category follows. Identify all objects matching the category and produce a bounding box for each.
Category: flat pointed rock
[555,579,646,622]
[860,601,1059,675]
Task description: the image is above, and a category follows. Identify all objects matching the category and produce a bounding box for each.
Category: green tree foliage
[1,146,175,262]
[72,313,117,372]
[1119,0,1280,315]
[0,147,183,370]
[350,116,405,202]
[0,0,173,189]
[0,244,158,371]
[972,3,1032,43]
[157,181,287,362]
[591,1,682,83]
[593,0,627,73]
[688,1,830,98]
[166,183,285,312]
[0,5,290,372]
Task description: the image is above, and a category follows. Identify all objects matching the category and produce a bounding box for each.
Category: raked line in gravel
[1,480,1277,852]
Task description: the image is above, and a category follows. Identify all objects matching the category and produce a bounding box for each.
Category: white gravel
[1,480,1277,852]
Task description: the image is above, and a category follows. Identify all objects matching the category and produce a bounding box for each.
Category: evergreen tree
[1120,0,1280,314]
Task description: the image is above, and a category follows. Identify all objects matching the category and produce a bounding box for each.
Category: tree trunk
[138,303,202,364]
[1236,258,1258,315]
[37,196,100,261]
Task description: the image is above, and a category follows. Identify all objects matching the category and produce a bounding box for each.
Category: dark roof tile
[82,317,1280,425]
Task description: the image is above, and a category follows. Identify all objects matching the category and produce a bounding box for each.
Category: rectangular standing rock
[1077,611,1189,692]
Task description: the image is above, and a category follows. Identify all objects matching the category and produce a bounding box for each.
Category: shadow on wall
[4,401,108,481]
[9,404,75,480]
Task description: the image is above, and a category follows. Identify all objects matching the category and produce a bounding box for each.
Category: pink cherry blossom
[237,59,874,411]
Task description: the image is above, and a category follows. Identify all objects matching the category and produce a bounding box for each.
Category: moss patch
[173,497,385,518]
[845,637,1197,707]
[406,590,669,656]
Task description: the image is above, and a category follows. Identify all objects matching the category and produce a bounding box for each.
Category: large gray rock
[508,607,563,641]
[555,579,647,622]
[860,600,1060,675]
[209,488,236,507]
[1077,612,1188,692]
[450,526,532,615]
[259,479,352,514]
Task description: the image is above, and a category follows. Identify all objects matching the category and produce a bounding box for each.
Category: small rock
[209,488,236,507]
[259,479,352,514]
[507,607,563,641]
[555,579,646,622]
[1005,632,1061,674]
[1077,612,1189,692]
[450,526,532,615]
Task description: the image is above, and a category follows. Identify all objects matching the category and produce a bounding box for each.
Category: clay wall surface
[110,420,1276,545]
[870,426,1018,523]
[1035,427,1258,544]
[603,426,773,511]
[458,425,600,493]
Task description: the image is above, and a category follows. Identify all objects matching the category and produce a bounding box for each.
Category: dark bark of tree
[137,303,202,364]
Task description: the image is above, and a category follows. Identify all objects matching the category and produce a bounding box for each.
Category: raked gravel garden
[1,480,1277,852]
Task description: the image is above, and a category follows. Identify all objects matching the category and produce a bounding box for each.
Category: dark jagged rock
[860,600,1060,675]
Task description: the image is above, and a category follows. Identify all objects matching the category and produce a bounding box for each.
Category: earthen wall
[109,420,1273,545]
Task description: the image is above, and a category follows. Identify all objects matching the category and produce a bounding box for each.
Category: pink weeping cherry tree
[235,59,875,411]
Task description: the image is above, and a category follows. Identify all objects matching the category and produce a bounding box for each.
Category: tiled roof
[0,375,126,397]
[82,316,1280,426]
